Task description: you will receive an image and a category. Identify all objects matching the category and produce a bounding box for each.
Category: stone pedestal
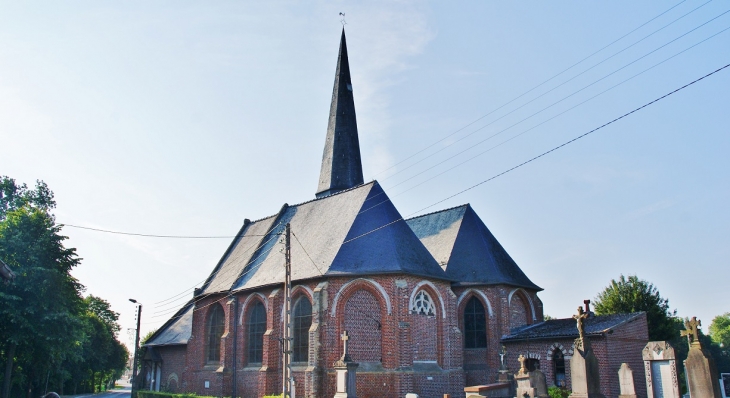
[333,360,358,398]
[515,372,536,398]
[568,338,605,398]
[463,383,510,398]
[685,342,722,398]
[618,363,636,398]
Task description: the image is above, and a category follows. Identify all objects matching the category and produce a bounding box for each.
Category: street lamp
[129,299,142,398]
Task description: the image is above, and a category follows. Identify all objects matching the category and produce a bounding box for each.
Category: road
[61,381,130,398]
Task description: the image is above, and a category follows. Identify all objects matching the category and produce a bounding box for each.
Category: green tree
[0,202,84,398]
[593,274,676,341]
[709,313,730,373]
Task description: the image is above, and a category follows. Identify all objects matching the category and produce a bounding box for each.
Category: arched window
[411,290,436,316]
[206,304,225,363]
[247,301,266,364]
[464,297,487,349]
[554,350,566,387]
[292,297,312,363]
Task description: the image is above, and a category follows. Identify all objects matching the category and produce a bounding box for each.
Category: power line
[378,1,721,185]
[146,59,729,326]
[356,14,730,213]
[345,62,730,243]
[368,0,697,180]
[62,223,269,239]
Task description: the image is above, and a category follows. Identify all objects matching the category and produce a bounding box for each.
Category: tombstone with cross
[333,330,359,398]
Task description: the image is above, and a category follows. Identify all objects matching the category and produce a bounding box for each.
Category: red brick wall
[155,345,187,392]
[164,277,547,398]
[606,313,648,398]
[344,289,382,362]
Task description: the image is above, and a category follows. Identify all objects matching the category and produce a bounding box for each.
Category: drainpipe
[231,297,239,398]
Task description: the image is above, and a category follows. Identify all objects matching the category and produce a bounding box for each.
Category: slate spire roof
[316,28,364,198]
[406,204,541,290]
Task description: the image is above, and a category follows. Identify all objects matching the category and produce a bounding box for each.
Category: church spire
[316,28,364,198]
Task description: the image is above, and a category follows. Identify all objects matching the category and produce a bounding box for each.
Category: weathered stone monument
[529,369,549,398]
[642,341,680,398]
[515,354,537,398]
[333,330,358,398]
[681,317,722,398]
[618,363,636,398]
[568,306,605,398]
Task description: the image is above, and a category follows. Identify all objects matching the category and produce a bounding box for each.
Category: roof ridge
[243,181,376,225]
[405,203,470,221]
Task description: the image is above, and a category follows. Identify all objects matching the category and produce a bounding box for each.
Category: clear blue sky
[1,1,728,347]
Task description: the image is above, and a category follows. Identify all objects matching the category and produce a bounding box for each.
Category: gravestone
[333,330,359,398]
[681,317,722,398]
[529,370,549,398]
[720,373,730,398]
[642,341,680,398]
[515,354,537,398]
[618,363,636,398]
[568,306,605,398]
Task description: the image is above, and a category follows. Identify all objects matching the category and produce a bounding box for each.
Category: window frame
[246,301,267,365]
[206,304,226,364]
[291,296,312,364]
[463,296,487,349]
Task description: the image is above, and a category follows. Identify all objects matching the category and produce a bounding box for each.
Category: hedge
[137,391,217,398]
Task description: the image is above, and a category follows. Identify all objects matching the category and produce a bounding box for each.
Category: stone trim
[408,280,447,318]
[456,288,494,317]
[330,278,392,317]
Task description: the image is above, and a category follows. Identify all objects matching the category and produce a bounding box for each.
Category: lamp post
[129,299,142,397]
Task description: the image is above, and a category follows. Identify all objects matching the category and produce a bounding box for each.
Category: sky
[1,1,728,349]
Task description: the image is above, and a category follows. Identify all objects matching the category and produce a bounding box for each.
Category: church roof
[198,181,447,296]
[406,204,540,291]
[500,312,644,342]
[145,303,193,347]
[316,28,364,198]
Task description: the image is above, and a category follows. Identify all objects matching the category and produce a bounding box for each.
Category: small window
[463,297,487,349]
[206,304,225,363]
[292,297,312,363]
[247,301,266,364]
[411,290,436,316]
[554,350,566,387]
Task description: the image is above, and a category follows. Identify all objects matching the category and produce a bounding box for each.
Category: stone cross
[573,306,589,341]
[518,354,527,375]
[681,317,701,346]
[340,330,351,361]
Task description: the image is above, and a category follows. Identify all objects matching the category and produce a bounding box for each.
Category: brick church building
[143,30,648,398]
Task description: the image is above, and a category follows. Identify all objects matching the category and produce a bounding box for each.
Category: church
[143,30,646,398]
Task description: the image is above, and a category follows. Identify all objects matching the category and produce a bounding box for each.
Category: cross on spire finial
[339,12,347,26]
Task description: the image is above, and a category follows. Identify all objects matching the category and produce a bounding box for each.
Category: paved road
[61,382,130,398]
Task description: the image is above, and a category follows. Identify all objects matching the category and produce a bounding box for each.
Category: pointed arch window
[411,290,436,316]
[554,350,566,387]
[247,301,266,364]
[206,304,225,363]
[463,297,487,349]
[292,297,312,363]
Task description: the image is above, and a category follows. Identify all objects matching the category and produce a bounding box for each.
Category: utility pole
[282,223,292,398]
[129,299,142,398]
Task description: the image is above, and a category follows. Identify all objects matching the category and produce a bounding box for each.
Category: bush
[137,391,216,398]
[548,386,570,398]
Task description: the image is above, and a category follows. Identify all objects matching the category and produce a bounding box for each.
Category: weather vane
[339,12,347,26]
